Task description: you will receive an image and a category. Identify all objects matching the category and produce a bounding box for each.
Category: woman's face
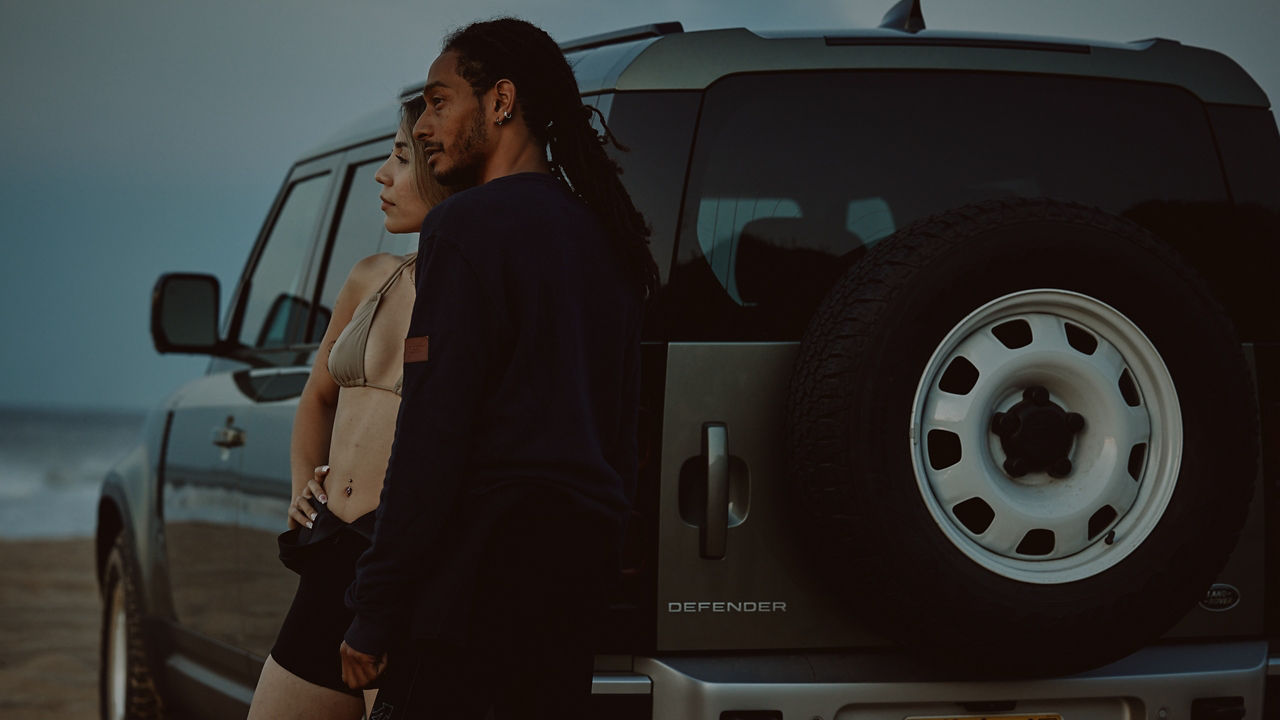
[374,128,430,233]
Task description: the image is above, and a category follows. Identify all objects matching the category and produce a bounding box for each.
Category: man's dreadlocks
[444,17,660,298]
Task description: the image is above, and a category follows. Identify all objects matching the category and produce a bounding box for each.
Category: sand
[0,538,99,720]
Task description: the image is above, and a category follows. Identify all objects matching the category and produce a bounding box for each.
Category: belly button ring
[344,486,353,497]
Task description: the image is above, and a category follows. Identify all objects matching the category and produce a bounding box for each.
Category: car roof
[594,28,1266,104]
[300,24,1269,161]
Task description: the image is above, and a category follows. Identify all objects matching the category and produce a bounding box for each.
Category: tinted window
[319,162,384,317]
[602,91,702,339]
[604,91,701,284]
[314,159,418,325]
[237,173,331,348]
[666,71,1227,340]
[1191,105,1280,341]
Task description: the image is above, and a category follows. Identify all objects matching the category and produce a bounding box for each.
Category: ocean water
[0,405,145,539]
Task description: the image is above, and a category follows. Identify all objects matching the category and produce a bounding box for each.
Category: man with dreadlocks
[338,16,657,719]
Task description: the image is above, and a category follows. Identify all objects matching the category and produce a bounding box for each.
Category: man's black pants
[370,488,620,719]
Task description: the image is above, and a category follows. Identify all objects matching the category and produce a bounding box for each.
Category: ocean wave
[0,484,99,539]
[0,406,143,539]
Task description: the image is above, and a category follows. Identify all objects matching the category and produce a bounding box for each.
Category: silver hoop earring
[495,110,513,126]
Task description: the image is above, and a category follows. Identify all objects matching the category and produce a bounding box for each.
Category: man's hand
[340,641,387,689]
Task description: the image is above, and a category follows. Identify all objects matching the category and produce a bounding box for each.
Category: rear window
[665,70,1227,340]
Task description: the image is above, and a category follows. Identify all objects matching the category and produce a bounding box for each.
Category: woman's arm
[287,253,402,529]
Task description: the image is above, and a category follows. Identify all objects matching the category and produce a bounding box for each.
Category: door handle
[702,423,729,559]
[212,417,245,449]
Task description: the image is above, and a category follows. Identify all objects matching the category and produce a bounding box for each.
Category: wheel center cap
[993,386,1085,478]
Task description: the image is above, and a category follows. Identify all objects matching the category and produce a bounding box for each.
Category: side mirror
[151,273,223,354]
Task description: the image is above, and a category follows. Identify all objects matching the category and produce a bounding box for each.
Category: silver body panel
[657,342,878,650]
[615,29,1267,105]
[638,643,1268,719]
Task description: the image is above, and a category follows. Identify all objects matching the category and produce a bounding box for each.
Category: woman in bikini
[247,95,447,720]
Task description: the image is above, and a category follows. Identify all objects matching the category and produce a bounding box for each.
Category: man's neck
[480,131,551,183]
[480,154,550,183]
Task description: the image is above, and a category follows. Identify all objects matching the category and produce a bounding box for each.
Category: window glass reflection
[667,70,1225,340]
[238,173,330,348]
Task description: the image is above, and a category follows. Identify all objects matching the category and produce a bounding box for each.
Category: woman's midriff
[323,385,402,523]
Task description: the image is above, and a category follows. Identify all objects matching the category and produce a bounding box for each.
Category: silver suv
[99,6,1280,719]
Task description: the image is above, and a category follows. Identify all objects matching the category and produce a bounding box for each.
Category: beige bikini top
[326,254,416,395]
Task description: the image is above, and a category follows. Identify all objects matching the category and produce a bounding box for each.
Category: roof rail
[879,0,925,33]
[559,22,684,53]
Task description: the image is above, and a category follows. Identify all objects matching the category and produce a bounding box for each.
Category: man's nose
[412,112,432,141]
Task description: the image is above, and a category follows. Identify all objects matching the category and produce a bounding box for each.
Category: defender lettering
[667,601,788,613]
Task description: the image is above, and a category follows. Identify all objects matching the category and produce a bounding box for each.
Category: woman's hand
[287,465,331,529]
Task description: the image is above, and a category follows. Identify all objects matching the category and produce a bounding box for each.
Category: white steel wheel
[99,535,160,720]
[105,581,128,720]
[910,289,1181,583]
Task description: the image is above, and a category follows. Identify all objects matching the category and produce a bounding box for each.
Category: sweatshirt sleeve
[617,311,642,505]
[344,235,495,656]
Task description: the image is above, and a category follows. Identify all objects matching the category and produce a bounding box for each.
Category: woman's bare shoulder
[342,252,408,294]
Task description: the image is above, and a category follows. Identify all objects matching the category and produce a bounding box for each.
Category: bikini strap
[375,253,418,294]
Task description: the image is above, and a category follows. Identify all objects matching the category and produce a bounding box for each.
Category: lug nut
[1065,412,1085,433]
[1048,458,1072,478]
[1004,457,1028,478]
[992,411,1021,437]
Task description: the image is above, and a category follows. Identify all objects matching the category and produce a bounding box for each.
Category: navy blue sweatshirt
[344,172,643,656]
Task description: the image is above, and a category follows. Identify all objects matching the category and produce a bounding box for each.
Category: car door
[160,157,338,689]
[235,137,423,659]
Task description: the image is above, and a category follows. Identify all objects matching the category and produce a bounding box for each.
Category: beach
[0,406,145,719]
[0,538,99,720]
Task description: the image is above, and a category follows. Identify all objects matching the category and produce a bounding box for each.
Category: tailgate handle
[702,422,729,559]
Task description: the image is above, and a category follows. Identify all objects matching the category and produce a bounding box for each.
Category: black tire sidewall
[99,537,161,720]
[797,205,1255,671]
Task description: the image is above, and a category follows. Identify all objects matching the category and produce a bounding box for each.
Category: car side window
[313,156,424,326]
[236,173,331,348]
[317,160,393,320]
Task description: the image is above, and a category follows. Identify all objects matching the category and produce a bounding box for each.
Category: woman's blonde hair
[399,96,450,208]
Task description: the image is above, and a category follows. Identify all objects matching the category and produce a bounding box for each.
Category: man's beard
[431,107,488,189]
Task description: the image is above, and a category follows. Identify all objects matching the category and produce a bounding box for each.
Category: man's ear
[493,79,516,120]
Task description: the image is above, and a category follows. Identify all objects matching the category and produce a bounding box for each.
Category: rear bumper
[619,642,1269,720]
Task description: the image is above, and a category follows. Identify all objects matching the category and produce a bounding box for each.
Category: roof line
[560,22,684,53]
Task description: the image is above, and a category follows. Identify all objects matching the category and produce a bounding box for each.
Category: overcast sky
[0,0,1276,411]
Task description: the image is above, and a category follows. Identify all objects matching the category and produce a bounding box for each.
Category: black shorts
[270,503,376,696]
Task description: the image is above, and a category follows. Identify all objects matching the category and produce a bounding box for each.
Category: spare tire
[787,198,1256,677]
